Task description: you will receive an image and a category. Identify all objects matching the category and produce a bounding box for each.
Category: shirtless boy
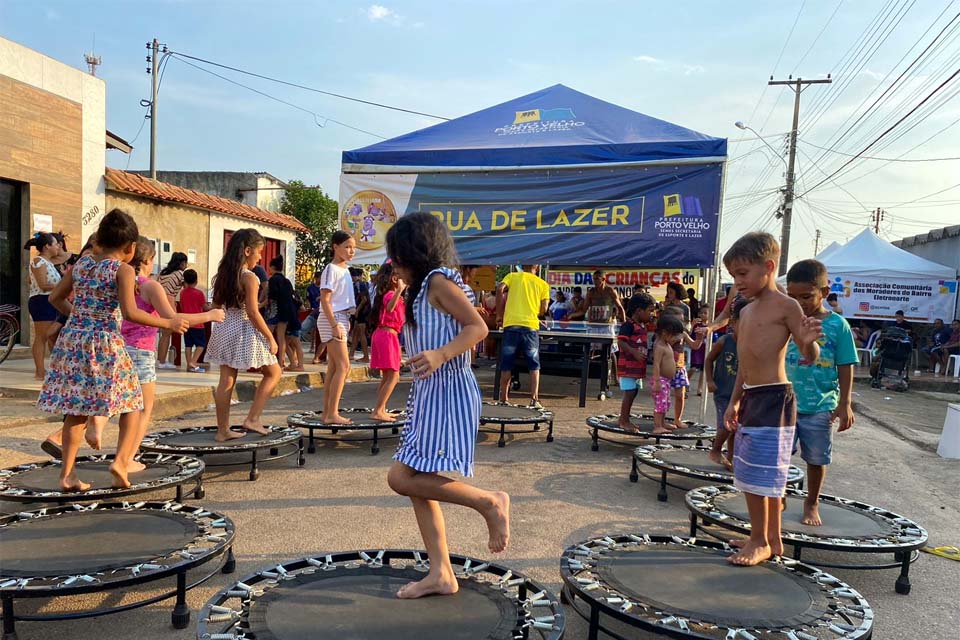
[722,232,822,567]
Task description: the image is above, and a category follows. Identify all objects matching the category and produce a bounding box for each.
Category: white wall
[207,212,298,285]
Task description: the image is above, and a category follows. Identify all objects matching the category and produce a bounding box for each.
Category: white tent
[815,241,842,262]
[822,228,954,278]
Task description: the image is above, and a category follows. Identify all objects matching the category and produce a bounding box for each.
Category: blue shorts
[619,376,643,391]
[500,327,540,372]
[184,327,206,348]
[28,295,58,322]
[714,396,730,434]
[125,346,157,384]
[793,411,834,466]
[671,366,689,389]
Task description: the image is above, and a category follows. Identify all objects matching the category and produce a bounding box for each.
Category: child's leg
[673,386,686,426]
[287,335,304,370]
[796,412,832,526]
[728,491,773,566]
[243,363,281,435]
[110,410,142,488]
[322,338,352,424]
[157,329,171,364]
[125,381,156,473]
[60,415,90,491]
[275,322,287,368]
[84,416,107,449]
[709,398,733,469]
[765,496,784,556]
[215,366,244,441]
[371,369,400,420]
[387,462,510,554]
[32,320,52,379]
[618,385,638,431]
[396,497,459,599]
[358,324,369,360]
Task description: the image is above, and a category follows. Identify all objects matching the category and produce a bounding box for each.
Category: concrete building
[894,224,960,320]
[131,171,288,212]
[105,169,307,289]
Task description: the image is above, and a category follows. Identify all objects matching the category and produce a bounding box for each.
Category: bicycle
[0,304,21,365]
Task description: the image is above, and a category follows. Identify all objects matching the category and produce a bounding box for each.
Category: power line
[169,54,385,139]
[791,1,845,74]
[799,138,960,161]
[166,50,450,120]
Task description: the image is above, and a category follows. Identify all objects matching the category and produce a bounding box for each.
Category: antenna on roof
[84,33,101,76]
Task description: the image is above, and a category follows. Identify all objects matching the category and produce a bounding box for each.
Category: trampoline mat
[482,404,546,421]
[0,510,199,577]
[595,547,827,628]
[292,410,403,428]
[714,493,892,539]
[152,429,282,449]
[6,462,181,492]
[596,417,706,436]
[656,448,730,474]
[246,567,517,640]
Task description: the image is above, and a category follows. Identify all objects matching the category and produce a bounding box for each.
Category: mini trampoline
[197,549,565,640]
[0,453,205,504]
[139,425,304,481]
[586,414,716,451]
[480,402,554,447]
[286,408,407,455]
[630,444,805,502]
[0,501,235,639]
[686,485,928,595]
[560,534,873,640]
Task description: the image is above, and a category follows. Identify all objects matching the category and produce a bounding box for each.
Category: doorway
[0,179,23,308]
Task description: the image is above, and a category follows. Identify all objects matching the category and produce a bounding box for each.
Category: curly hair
[385,213,458,328]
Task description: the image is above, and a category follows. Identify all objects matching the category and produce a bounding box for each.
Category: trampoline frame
[139,425,305,481]
[560,534,874,640]
[480,402,555,448]
[287,408,406,455]
[686,485,928,595]
[197,548,565,640]
[0,453,205,504]
[0,501,236,639]
[586,414,716,452]
[630,444,805,502]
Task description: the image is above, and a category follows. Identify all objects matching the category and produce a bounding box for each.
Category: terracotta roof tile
[105,168,308,233]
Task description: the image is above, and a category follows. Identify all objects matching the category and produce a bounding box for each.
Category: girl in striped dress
[384,213,510,600]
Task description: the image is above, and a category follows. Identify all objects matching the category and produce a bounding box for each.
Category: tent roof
[815,241,842,262]
[822,228,955,279]
[342,84,726,170]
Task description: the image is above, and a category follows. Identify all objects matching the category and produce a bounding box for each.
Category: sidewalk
[0,356,371,429]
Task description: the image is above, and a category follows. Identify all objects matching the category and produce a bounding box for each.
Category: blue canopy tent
[339,84,727,267]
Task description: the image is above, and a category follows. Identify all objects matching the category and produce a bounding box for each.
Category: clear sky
[2,0,958,264]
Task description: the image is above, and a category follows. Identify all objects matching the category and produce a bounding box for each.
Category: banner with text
[339,163,722,267]
[547,268,700,302]
[830,275,958,323]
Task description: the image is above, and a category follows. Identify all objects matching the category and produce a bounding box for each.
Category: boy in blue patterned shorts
[723,232,822,566]
[785,259,857,526]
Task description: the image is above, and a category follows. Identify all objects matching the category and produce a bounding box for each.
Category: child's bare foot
[60,474,91,492]
[651,426,671,435]
[242,420,272,436]
[108,463,131,489]
[320,414,353,425]
[370,411,397,422]
[127,460,147,473]
[483,491,511,553]
[801,500,822,526]
[34,373,45,381]
[708,449,733,470]
[215,428,246,442]
[673,420,685,430]
[287,365,305,372]
[727,540,772,566]
[396,573,459,599]
[619,421,641,434]
[770,538,784,556]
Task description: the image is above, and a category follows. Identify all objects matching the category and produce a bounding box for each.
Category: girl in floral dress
[37,210,188,491]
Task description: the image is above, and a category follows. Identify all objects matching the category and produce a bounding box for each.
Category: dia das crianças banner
[547,268,700,303]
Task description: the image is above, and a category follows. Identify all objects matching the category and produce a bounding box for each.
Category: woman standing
[156,252,188,369]
[24,233,62,380]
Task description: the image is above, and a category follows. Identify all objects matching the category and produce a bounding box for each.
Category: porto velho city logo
[654,193,710,240]
[495,107,585,135]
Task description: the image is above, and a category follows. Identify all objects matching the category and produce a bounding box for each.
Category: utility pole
[871,208,885,234]
[148,39,159,179]
[769,75,832,275]
[814,228,821,255]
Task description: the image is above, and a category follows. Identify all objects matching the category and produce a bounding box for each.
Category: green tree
[279,180,339,286]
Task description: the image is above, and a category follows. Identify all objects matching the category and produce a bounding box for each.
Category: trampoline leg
[175,483,183,502]
[297,437,306,466]
[591,428,599,452]
[546,420,554,443]
[270,447,279,456]
[2,596,17,640]
[895,551,912,595]
[498,424,506,448]
[372,429,380,456]
[391,426,399,435]
[792,546,802,561]
[193,478,205,500]
[493,343,503,402]
[171,572,190,629]
[307,428,317,454]
[657,471,668,502]
[249,450,260,481]
[587,603,600,640]
[689,513,698,538]
[223,547,236,574]
[578,343,589,408]
[629,457,639,483]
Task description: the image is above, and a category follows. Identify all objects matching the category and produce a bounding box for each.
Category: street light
[734,121,786,165]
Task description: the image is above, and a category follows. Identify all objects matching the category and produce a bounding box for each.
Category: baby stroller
[870,326,911,391]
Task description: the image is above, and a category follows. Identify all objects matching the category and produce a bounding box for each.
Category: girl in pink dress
[369,261,406,421]
[37,210,188,491]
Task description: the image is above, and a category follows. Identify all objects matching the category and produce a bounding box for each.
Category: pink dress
[370,291,405,371]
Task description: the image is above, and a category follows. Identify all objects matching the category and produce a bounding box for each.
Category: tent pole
[697,268,713,425]
[699,160,728,427]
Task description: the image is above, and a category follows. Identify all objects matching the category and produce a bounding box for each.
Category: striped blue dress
[394,268,482,477]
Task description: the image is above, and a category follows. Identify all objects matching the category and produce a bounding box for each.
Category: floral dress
[37,256,142,416]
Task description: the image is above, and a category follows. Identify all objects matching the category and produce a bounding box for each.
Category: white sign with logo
[830,274,958,323]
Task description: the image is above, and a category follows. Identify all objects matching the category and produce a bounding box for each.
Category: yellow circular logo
[341,190,398,251]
